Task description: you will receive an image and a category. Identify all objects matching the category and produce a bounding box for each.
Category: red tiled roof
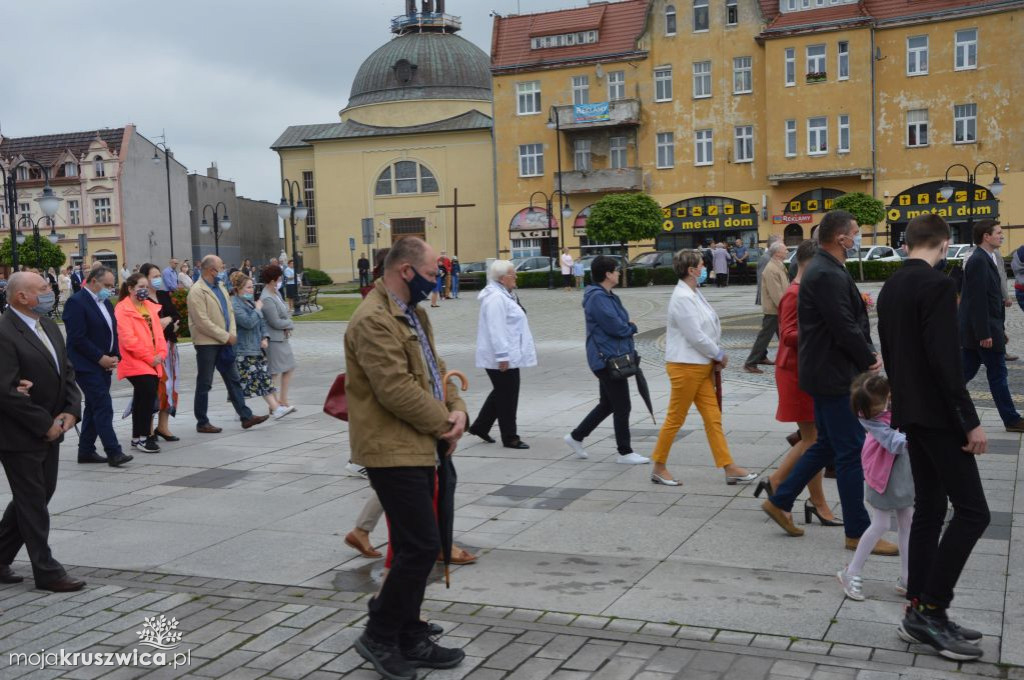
[761,0,1017,34]
[0,128,126,168]
[491,0,649,71]
[866,0,1010,22]
[767,2,869,29]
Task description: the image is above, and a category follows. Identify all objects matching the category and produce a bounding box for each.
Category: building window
[695,129,714,165]
[654,67,673,101]
[610,136,628,169]
[574,139,592,171]
[511,238,544,259]
[656,132,675,169]
[838,41,849,80]
[93,155,105,177]
[60,162,78,177]
[375,162,439,195]
[572,75,590,105]
[806,44,826,79]
[693,0,709,31]
[807,116,828,155]
[693,61,712,98]
[516,81,541,115]
[907,35,928,75]
[785,120,797,157]
[607,71,625,101]
[955,29,977,70]
[18,202,30,217]
[907,109,929,147]
[302,170,317,244]
[93,197,112,223]
[838,114,850,152]
[726,0,738,25]
[375,167,392,195]
[954,103,977,143]
[733,56,752,94]
[68,200,80,225]
[734,125,753,163]
[519,143,544,177]
[785,48,796,86]
[15,166,29,181]
[665,4,677,35]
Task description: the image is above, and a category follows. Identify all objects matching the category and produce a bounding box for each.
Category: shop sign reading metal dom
[661,196,759,233]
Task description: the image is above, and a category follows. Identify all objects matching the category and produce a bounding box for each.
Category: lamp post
[939,161,1004,240]
[528,190,572,289]
[198,202,232,257]
[1,159,62,270]
[16,215,61,269]
[151,134,176,257]
[277,179,307,270]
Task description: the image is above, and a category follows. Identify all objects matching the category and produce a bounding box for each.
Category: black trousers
[127,374,159,439]
[745,314,779,366]
[0,445,65,584]
[715,273,729,288]
[474,368,521,445]
[359,271,370,287]
[365,466,440,647]
[905,426,990,610]
[572,369,633,454]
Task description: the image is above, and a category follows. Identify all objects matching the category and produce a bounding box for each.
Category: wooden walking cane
[440,370,468,588]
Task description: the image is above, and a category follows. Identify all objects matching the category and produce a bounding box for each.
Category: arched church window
[374,162,440,196]
[375,167,393,195]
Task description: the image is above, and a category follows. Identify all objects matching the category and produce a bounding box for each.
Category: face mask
[151,276,164,289]
[217,271,227,282]
[852,232,862,252]
[405,267,436,305]
[97,287,113,301]
[135,288,150,301]
[32,292,55,316]
[697,267,708,284]
[243,292,254,301]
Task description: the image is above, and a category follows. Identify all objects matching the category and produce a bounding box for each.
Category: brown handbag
[323,374,348,421]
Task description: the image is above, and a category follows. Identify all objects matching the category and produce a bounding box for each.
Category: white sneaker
[563,434,589,459]
[273,405,296,420]
[616,452,650,465]
[895,576,907,595]
[345,462,368,479]
[837,567,864,601]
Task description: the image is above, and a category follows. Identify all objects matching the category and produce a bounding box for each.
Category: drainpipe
[870,27,881,246]
[490,117,501,259]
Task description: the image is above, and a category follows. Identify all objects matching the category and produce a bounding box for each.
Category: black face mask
[405,267,435,306]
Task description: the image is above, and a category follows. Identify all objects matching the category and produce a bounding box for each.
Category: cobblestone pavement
[1,283,1021,678]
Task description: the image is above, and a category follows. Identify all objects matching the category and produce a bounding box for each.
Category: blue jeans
[75,369,123,457]
[769,392,870,539]
[963,347,1021,425]
[452,275,459,298]
[194,345,253,426]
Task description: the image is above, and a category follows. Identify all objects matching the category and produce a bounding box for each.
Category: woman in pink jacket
[114,273,168,454]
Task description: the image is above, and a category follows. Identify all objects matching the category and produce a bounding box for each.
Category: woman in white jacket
[469,260,537,449]
[649,250,758,486]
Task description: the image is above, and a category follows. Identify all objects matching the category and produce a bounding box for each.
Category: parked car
[846,245,902,261]
[459,260,487,274]
[783,246,798,265]
[627,251,675,271]
[512,256,556,272]
[578,254,627,272]
[947,244,974,261]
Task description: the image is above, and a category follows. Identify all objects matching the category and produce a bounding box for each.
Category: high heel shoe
[804,501,843,526]
[651,472,681,486]
[753,478,774,499]
[155,430,180,442]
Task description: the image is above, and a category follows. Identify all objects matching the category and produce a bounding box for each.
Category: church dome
[347,32,492,108]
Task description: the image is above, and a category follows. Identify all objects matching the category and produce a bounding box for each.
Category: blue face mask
[97,287,113,301]
[135,288,150,301]
[217,271,227,283]
[151,276,164,289]
[406,267,436,306]
[32,292,55,316]
[242,292,254,300]
[697,267,708,285]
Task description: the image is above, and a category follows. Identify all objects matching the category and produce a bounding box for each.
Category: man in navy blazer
[61,267,133,467]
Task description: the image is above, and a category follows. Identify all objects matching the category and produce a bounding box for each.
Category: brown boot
[845,536,898,556]
[761,500,804,537]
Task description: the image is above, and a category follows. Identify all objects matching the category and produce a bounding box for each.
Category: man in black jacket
[762,210,894,553]
[959,219,1024,432]
[878,214,988,661]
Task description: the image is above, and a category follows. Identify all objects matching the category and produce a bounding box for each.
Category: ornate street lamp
[199,202,231,256]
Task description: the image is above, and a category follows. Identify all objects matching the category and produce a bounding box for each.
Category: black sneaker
[901,607,983,661]
[354,633,416,680]
[947,619,983,642]
[401,638,465,669]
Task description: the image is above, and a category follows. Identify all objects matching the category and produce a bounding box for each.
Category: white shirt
[475,282,538,370]
[11,307,60,370]
[560,253,574,275]
[85,286,115,351]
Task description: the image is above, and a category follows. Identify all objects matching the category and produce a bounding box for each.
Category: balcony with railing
[391,12,462,34]
[552,99,641,131]
[557,167,643,194]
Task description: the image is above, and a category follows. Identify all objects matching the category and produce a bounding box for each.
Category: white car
[947,244,975,261]
[846,246,903,262]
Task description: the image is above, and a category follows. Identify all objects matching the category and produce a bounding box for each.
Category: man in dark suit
[62,266,133,467]
[959,219,1024,432]
[70,264,84,294]
[878,213,988,661]
[0,272,86,592]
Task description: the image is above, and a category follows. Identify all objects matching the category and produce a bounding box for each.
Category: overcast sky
[5,0,587,202]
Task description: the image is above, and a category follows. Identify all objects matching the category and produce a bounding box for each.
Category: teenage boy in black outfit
[877,213,989,661]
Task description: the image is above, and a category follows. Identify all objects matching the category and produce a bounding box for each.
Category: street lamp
[939,161,1004,239]
[151,133,176,257]
[546,106,572,264]
[528,190,572,289]
[199,202,231,257]
[17,214,61,269]
[277,179,308,314]
[1,159,61,270]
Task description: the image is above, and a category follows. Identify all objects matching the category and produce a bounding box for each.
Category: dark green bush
[626,268,650,287]
[844,260,903,281]
[652,267,679,286]
[303,268,333,286]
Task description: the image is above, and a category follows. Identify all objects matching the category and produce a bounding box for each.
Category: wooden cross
[436,187,475,256]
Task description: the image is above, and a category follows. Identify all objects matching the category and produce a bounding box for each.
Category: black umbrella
[633,365,657,425]
[438,370,468,588]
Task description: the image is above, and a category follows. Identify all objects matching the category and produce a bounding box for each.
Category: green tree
[0,234,67,271]
[585,193,664,286]
[833,192,885,281]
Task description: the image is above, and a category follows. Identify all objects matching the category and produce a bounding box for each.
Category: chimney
[207,162,218,179]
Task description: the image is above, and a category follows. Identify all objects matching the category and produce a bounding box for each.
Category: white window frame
[838,41,849,80]
[572,75,590,105]
[726,0,738,26]
[518,143,544,177]
[785,48,796,86]
[93,156,105,177]
[785,119,797,157]
[656,132,675,169]
[693,60,712,98]
[302,170,317,243]
[68,200,80,225]
[907,109,929,147]
[733,125,753,163]
[807,116,828,155]
[665,4,677,35]
[838,114,850,152]
[93,197,112,223]
[806,44,826,77]
[954,103,977,144]
[610,136,628,169]
[574,139,592,171]
[907,35,928,76]
[733,56,752,94]
[63,161,77,177]
[607,71,625,101]
[654,66,673,102]
[955,29,977,70]
[693,0,709,32]
[695,129,714,166]
[516,81,542,115]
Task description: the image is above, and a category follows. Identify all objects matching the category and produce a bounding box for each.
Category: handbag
[323,373,349,421]
[605,352,639,380]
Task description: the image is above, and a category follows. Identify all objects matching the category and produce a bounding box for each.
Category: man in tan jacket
[346,237,467,679]
[186,255,267,432]
[745,242,790,373]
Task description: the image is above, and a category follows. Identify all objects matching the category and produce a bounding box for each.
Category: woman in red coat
[114,273,168,454]
[754,240,838,526]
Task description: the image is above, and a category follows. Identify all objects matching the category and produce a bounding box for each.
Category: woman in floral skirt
[230,272,295,419]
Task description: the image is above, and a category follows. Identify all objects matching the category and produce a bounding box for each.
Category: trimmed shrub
[844,260,903,281]
[303,268,333,286]
[626,268,651,288]
[171,288,190,338]
[652,267,679,286]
